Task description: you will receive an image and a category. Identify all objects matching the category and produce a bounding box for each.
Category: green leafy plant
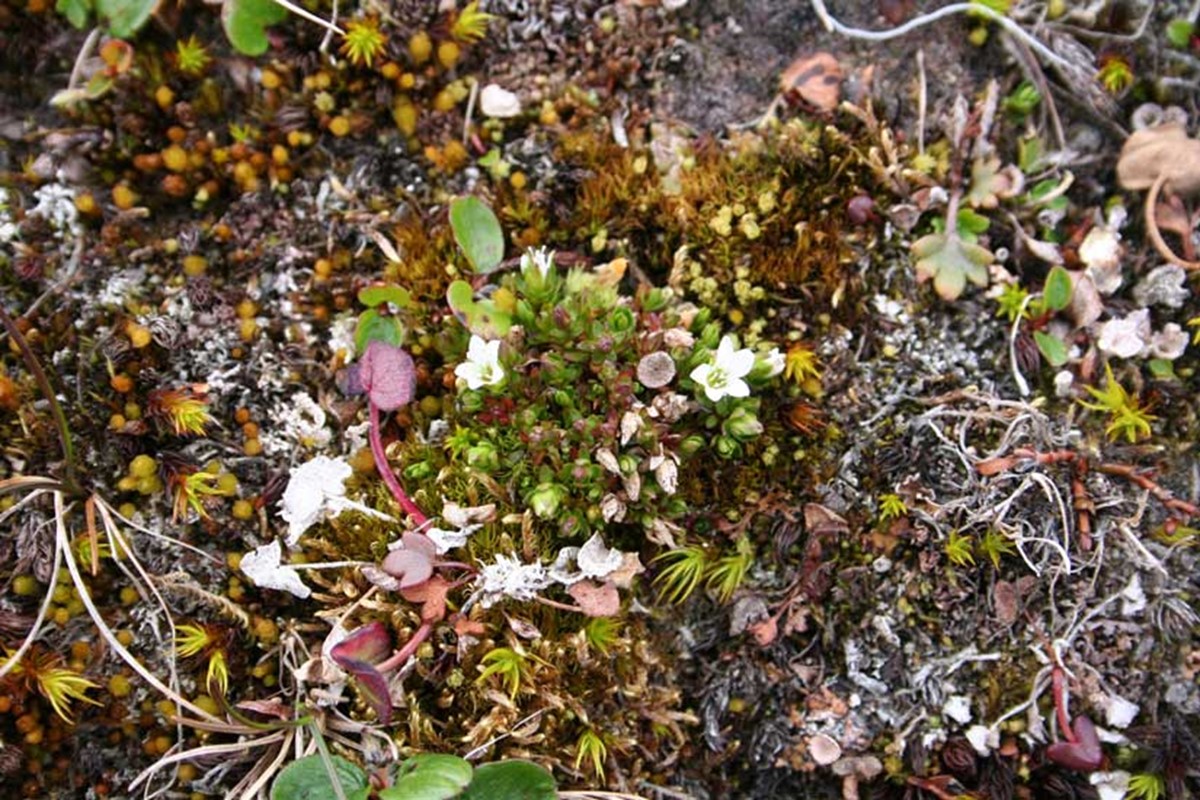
[705,539,754,603]
[1126,772,1165,800]
[574,729,608,780]
[355,284,412,352]
[979,528,1016,568]
[1165,19,1195,49]
[381,754,473,800]
[878,493,908,522]
[477,646,538,699]
[340,17,387,67]
[271,754,370,800]
[653,546,710,604]
[945,530,976,567]
[1078,364,1157,443]
[1002,81,1042,116]
[450,1,494,43]
[912,225,994,301]
[450,196,505,275]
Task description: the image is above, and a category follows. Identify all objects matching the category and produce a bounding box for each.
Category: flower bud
[724,407,764,441]
[679,435,706,458]
[529,482,567,519]
[698,321,721,349]
[466,441,499,472]
[714,435,741,459]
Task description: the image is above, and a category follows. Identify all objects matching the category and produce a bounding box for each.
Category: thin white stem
[270,0,344,36]
[55,493,222,725]
[0,493,63,683]
[808,0,1070,69]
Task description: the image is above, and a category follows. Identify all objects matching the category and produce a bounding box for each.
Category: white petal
[1102,695,1139,728]
[1089,772,1130,800]
[723,377,751,398]
[690,362,715,389]
[240,541,311,599]
[723,347,756,379]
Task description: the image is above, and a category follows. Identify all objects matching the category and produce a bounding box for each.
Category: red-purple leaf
[402,531,437,559]
[358,341,416,412]
[381,548,434,588]
[329,622,395,724]
[1045,716,1102,771]
[330,621,392,666]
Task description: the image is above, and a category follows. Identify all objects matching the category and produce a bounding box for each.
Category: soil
[2,0,1200,799]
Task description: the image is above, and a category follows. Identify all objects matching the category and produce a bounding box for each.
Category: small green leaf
[380,754,474,800]
[1166,19,1195,49]
[1147,358,1176,379]
[450,196,505,274]
[358,284,411,309]
[957,207,991,236]
[354,309,406,353]
[1042,266,1073,311]
[459,760,557,800]
[446,280,511,337]
[1033,331,1069,367]
[270,755,368,800]
[56,0,93,28]
[911,232,994,301]
[222,0,289,56]
[95,0,157,36]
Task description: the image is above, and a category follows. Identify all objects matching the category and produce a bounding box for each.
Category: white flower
[478,554,550,607]
[1089,772,1130,800]
[454,335,505,390]
[280,456,390,545]
[942,695,973,725]
[520,247,555,279]
[690,335,755,402]
[965,725,999,756]
[240,540,312,598]
[760,347,786,377]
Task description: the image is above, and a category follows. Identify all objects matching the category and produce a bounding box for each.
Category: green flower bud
[552,390,575,409]
[466,441,499,472]
[698,322,721,349]
[679,435,706,457]
[403,461,435,481]
[691,306,712,331]
[609,307,635,333]
[617,454,639,475]
[458,390,484,414]
[724,407,764,441]
[714,435,741,459]
[641,287,669,312]
[529,482,568,519]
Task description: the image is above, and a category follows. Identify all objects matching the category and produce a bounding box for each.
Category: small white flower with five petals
[520,246,555,279]
[454,335,505,390]
[690,335,755,402]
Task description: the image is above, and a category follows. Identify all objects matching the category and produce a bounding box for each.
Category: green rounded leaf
[358,285,411,309]
[222,0,289,56]
[1166,19,1195,49]
[450,197,504,274]
[460,760,556,800]
[355,309,406,352]
[446,280,511,338]
[95,0,157,36]
[270,755,368,800]
[56,0,92,29]
[1033,331,1069,367]
[380,754,473,800]
[1042,266,1073,312]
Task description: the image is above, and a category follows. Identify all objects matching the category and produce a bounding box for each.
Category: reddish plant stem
[368,400,427,525]
[1052,666,1077,743]
[376,621,432,673]
[1095,462,1200,520]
